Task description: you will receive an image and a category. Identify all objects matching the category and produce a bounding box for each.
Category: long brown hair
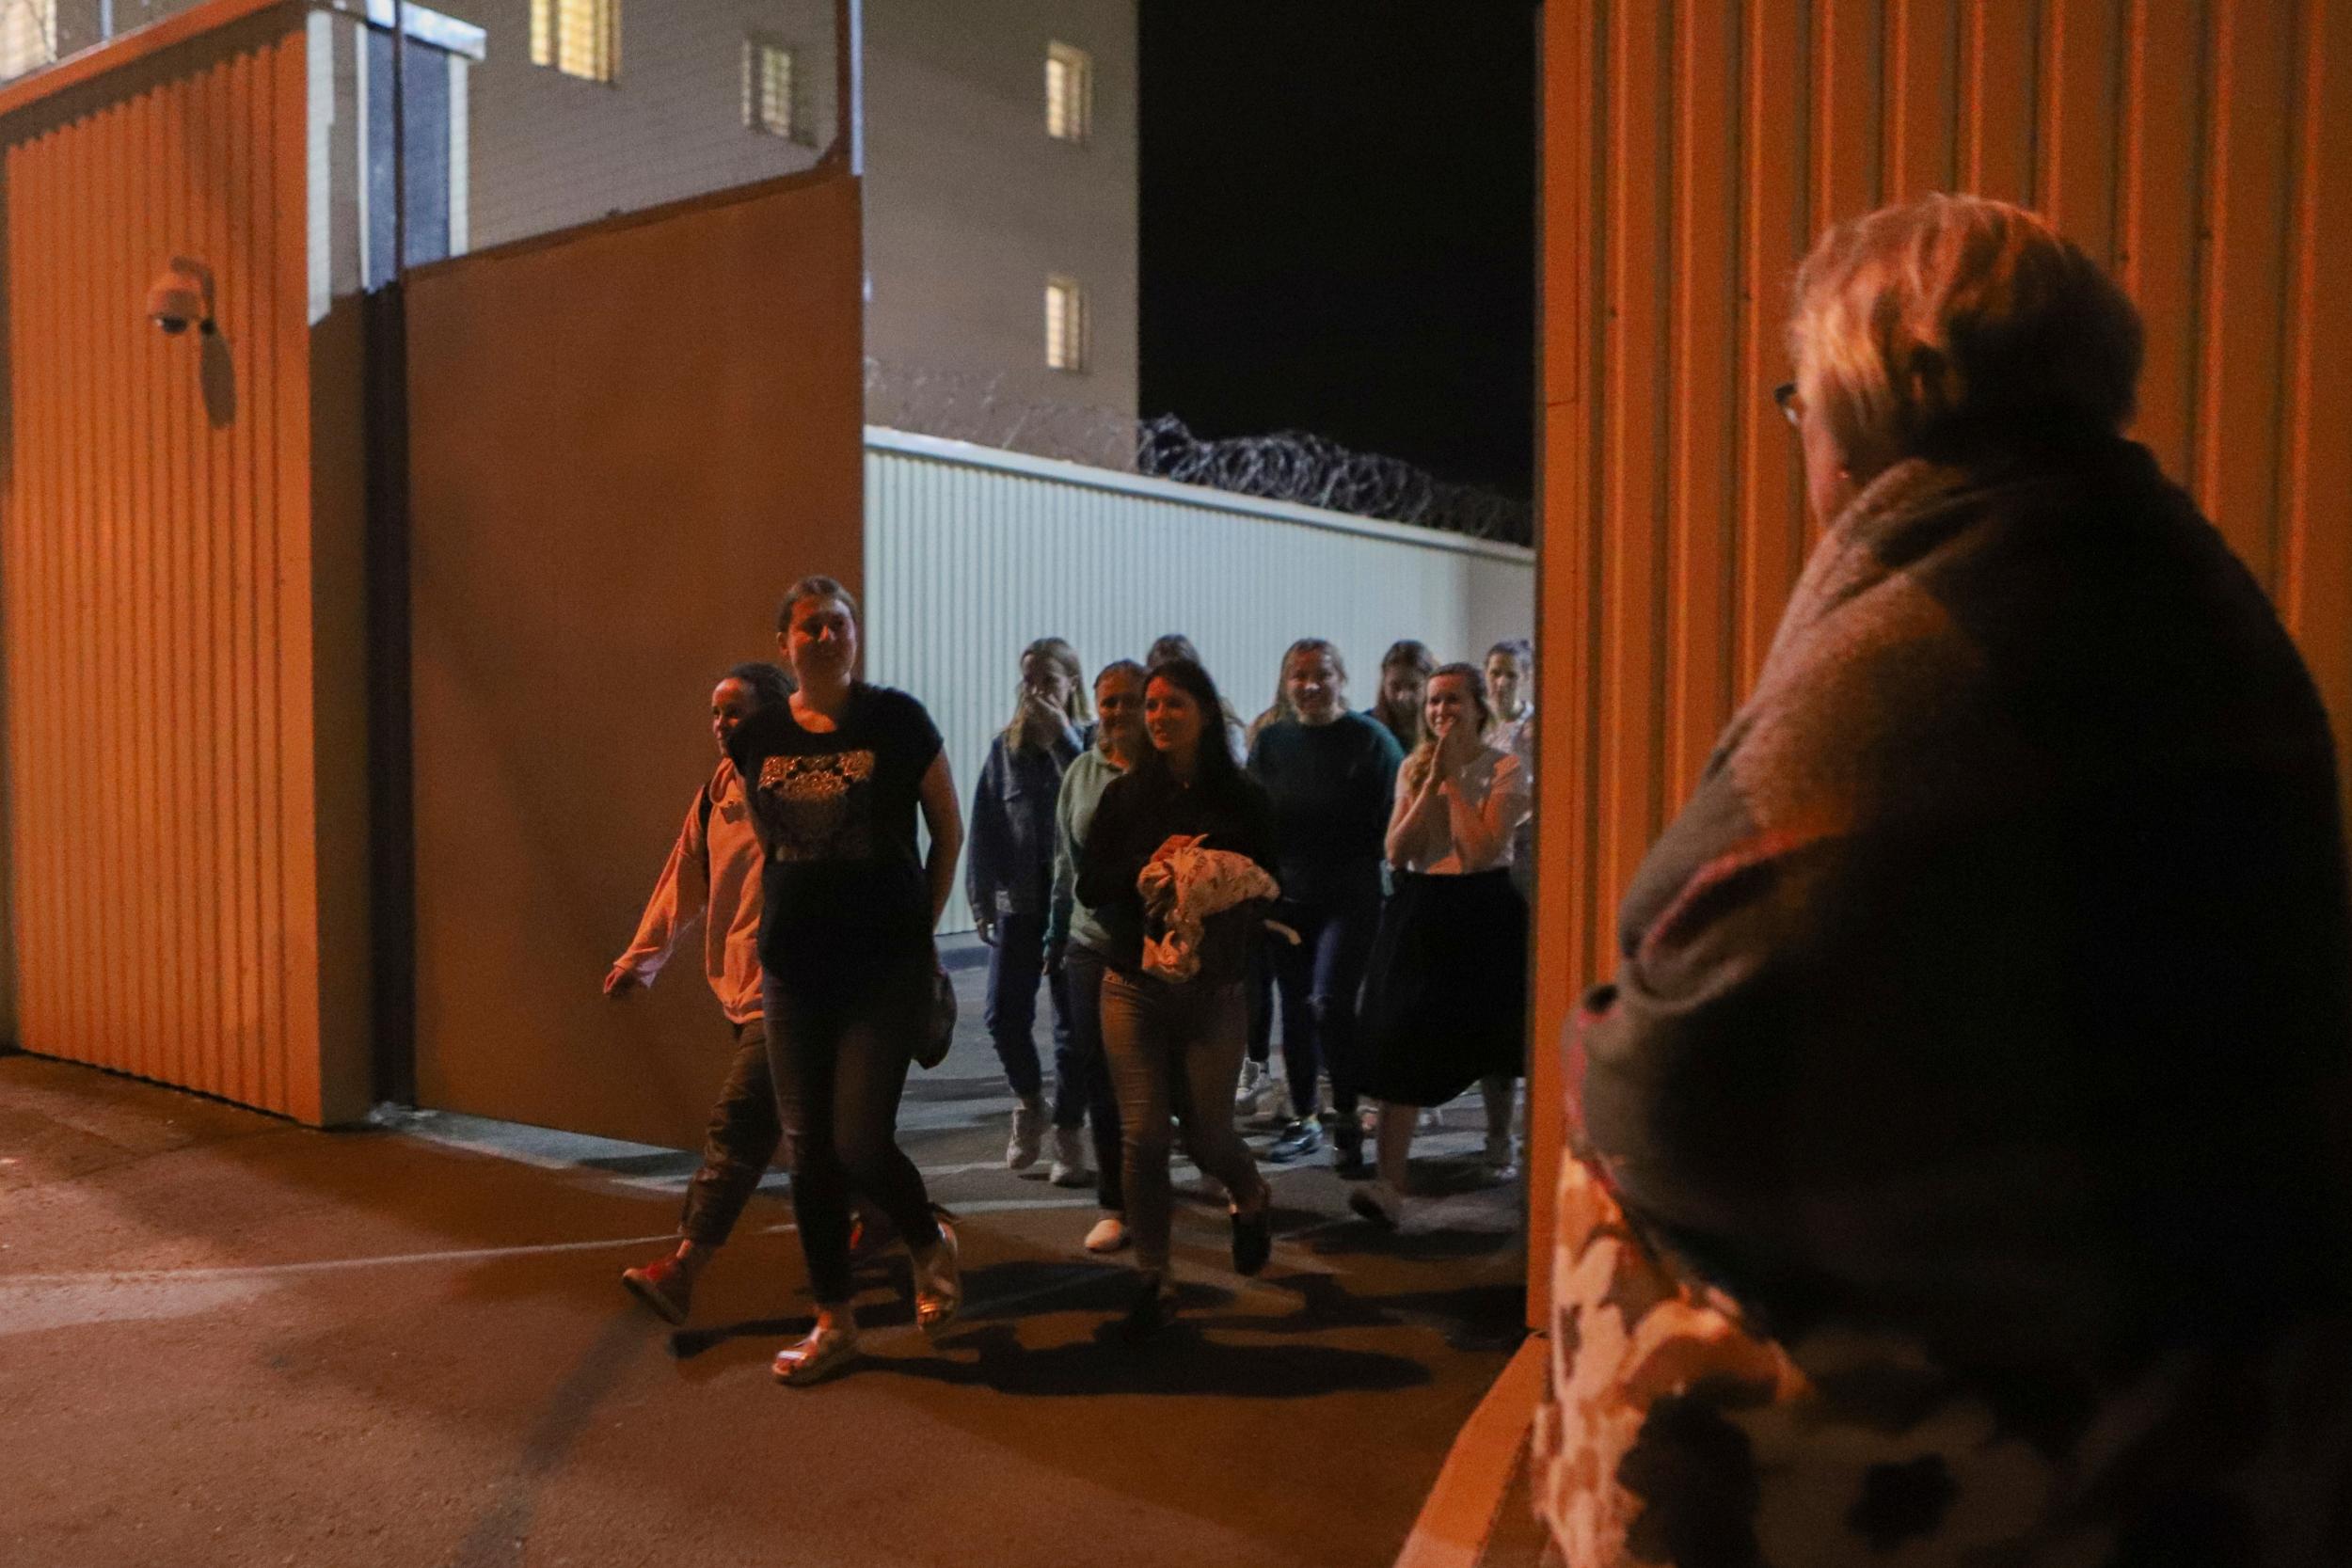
[1000,636,1089,750]
[1401,662,1495,792]
[1370,638,1435,750]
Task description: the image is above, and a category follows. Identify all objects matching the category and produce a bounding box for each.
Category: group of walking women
[602,566,1537,1382]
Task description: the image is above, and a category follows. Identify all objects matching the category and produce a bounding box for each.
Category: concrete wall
[404,170,865,1152]
[1532,0,2352,1327]
[449,0,834,252]
[445,0,1136,429]
[863,428,1535,936]
[0,0,376,1124]
[861,0,1137,422]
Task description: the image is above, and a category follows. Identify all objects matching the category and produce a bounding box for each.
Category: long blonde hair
[1000,636,1089,750]
[1401,662,1495,793]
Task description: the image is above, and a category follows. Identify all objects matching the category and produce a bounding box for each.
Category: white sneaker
[1417,1106,1445,1132]
[1048,1126,1092,1187]
[1233,1058,1265,1108]
[1084,1213,1129,1253]
[1249,1074,1292,1126]
[1007,1097,1047,1170]
[1485,1131,1518,1180]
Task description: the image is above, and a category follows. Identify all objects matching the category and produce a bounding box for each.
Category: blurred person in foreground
[1535,193,2352,1562]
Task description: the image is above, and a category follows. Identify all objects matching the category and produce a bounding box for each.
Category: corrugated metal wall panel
[862,431,1537,937]
[0,5,365,1123]
[1532,0,2352,1324]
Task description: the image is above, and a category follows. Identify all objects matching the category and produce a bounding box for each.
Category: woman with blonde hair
[968,636,1092,1177]
[1248,638,1401,1169]
[1537,194,2352,1558]
[1350,663,1528,1227]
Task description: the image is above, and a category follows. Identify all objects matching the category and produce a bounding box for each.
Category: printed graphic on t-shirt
[758,750,878,861]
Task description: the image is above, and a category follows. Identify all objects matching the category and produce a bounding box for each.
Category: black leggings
[764,956,942,1305]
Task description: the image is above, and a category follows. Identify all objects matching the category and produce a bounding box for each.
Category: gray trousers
[1099,969,1268,1274]
[678,1020,778,1246]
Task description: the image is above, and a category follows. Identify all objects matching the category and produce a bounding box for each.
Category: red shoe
[620,1246,703,1324]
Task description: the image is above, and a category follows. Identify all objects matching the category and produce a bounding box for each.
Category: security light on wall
[147,258,215,336]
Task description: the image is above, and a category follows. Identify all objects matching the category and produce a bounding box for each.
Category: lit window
[531,0,619,84]
[0,0,56,83]
[1045,277,1088,372]
[744,39,808,143]
[1044,41,1091,143]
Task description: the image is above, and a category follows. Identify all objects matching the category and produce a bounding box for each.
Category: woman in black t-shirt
[726,576,965,1386]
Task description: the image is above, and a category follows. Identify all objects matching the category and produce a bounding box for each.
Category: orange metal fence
[0,2,373,1123]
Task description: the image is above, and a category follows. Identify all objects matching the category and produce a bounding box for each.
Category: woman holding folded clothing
[1076,657,1279,1333]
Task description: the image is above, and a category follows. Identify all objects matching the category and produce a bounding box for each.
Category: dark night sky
[1137,2,1541,503]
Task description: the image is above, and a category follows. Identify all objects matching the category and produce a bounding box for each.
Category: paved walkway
[0,952,1526,1568]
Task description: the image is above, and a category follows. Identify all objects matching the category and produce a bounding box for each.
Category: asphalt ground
[0,945,1527,1568]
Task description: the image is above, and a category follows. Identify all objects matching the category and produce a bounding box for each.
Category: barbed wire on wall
[864,358,1534,546]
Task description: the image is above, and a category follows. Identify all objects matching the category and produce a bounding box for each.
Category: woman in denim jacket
[967,637,1090,1175]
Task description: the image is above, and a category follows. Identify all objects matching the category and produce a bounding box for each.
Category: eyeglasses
[1772,382,1802,428]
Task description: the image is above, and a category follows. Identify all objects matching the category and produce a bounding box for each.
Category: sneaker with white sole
[1248,1074,1293,1127]
[1006,1097,1047,1170]
[1484,1130,1518,1180]
[1048,1125,1092,1187]
[1084,1213,1129,1253]
[1233,1058,1266,1109]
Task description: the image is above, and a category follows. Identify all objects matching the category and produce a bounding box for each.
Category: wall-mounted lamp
[146,257,216,336]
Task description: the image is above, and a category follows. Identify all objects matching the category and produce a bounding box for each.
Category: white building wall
[861,0,1137,424]
[449,0,836,251]
[862,428,1536,934]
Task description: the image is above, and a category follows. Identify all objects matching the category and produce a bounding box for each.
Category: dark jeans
[1272,891,1380,1121]
[677,1019,780,1246]
[1061,943,1125,1214]
[986,909,1081,1125]
[1247,931,1274,1067]
[764,958,942,1306]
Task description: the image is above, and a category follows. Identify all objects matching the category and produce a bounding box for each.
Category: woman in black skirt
[1350,663,1531,1229]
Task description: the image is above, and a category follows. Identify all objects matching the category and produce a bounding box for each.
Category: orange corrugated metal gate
[0,2,374,1125]
[1530,0,2352,1322]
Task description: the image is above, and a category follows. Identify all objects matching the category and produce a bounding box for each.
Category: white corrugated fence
[862,427,1537,935]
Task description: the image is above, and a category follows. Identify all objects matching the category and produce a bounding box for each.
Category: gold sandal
[912,1219,961,1338]
[771,1317,861,1386]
